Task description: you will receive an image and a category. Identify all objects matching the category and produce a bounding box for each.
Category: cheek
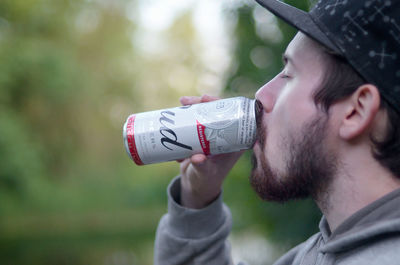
[274,81,317,126]
[264,84,315,154]
[259,117,285,170]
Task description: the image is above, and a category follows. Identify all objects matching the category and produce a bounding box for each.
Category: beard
[250,112,337,203]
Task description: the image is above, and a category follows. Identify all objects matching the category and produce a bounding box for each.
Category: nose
[255,74,282,113]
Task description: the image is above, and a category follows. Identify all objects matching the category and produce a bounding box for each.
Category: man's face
[251,33,337,202]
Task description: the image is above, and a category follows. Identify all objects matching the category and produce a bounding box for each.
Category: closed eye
[280,70,291,79]
[281,74,290,79]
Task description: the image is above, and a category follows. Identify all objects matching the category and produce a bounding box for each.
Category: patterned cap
[255,0,400,113]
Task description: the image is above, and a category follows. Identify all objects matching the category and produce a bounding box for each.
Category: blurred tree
[224,0,308,96]
[0,0,83,198]
[0,0,151,263]
[132,10,204,110]
[0,0,138,188]
[0,0,204,264]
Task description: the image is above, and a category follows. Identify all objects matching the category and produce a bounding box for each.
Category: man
[154,0,400,264]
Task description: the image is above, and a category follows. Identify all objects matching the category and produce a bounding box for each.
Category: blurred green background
[0,0,321,264]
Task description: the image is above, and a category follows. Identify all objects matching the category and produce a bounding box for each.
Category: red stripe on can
[196,120,210,155]
[126,115,144,165]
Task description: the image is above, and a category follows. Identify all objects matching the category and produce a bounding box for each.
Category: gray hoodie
[154,177,400,265]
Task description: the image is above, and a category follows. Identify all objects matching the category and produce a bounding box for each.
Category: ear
[339,84,381,140]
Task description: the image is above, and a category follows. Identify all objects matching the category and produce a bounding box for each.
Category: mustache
[255,99,265,148]
[255,99,263,122]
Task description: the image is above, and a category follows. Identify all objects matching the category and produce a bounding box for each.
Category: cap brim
[255,0,339,53]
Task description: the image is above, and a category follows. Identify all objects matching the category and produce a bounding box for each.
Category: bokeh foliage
[0,0,320,264]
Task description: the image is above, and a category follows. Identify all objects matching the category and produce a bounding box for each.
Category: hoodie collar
[318,187,400,253]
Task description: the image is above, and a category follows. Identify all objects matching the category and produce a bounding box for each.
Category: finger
[200,94,220,103]
[191,153,207,165]
[180,158,191,173]
[189,154,211,176]
[180,96,201,106]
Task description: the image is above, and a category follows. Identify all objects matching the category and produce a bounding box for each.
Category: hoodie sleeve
[154,176,234,265]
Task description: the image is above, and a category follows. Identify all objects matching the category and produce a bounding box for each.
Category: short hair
[312,43,400,177]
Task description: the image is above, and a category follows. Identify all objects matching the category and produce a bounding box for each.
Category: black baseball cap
[255,0,400,113]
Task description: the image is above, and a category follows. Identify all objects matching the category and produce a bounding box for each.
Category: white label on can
[125,97,255,165]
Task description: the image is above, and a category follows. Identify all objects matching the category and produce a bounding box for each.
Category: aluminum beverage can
[123,97,256,165]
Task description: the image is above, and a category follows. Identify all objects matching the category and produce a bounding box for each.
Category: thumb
[189,154,209,175]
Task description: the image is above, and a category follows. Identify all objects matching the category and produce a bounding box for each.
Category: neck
[315,147,400,233]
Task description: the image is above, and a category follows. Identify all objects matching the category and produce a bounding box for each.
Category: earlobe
[339,84,380,140]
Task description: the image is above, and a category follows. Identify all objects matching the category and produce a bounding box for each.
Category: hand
[178,95,245,209]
